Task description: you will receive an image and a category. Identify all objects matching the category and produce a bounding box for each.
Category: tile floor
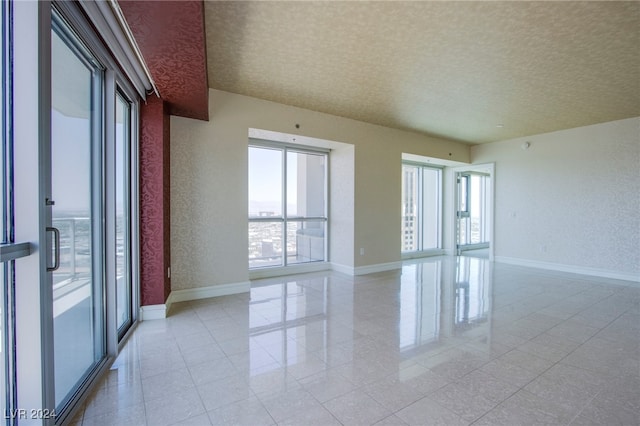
[74,256,640,425]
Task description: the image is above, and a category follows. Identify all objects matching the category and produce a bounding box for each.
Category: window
[401,162,442,253]
[249,143,328,269]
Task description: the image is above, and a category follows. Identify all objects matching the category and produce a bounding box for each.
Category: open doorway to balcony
[454,165,494,258]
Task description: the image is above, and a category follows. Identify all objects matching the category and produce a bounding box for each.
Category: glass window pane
[286,220,325,264]
[459,175,468,212]
[287,151,325,218]
[115,93,131,334]
[51,23,104,408]
[249,147,282,217]
[468,174,489,245]
[0,262,3,417]
[401,165,419,252]
[1,1,15,418]
[421,168,440,250]
[249,222,283,268]
[249,145,327,269]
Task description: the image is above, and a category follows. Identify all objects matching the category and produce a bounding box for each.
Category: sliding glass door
[51,12,105,409]
[1,1,17,421]
[115,93,133,337]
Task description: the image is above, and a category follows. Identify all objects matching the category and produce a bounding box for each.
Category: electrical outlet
[360,248,365,256]
[168,267,171,278]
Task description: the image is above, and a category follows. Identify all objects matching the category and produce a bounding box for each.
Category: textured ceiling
[120,0,209,120]
[205,1,639,144]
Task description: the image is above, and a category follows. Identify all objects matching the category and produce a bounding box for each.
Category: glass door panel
[401,165,419,252]
[421,167,440,250]
[457,173,490,252]
[115,93,132,336]
[402,163,442,253]
[51,19,104,408]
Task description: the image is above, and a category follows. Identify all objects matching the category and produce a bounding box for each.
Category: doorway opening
[455,165,493,258]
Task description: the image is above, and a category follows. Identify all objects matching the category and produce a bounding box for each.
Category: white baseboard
[249,262,330,280]
[140,281,250,320]
[354,261,403,276]
[331,261,403,276]
[401,249,446,260]
[139,304,169,321]
[169,281,250,304]
[495,256,640,284]
[331,262,355,275]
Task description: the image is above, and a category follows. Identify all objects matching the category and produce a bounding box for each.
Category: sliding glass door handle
[46,226,60,272]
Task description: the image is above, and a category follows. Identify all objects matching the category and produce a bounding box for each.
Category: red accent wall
[139,96,171,306]
[121,1,209,306]
[119,0,209,121]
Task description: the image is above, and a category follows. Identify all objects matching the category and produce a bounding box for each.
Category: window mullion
[282,148,287,267]
[417,167,423,252]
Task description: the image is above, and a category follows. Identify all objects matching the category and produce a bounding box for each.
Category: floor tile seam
[360,384,425,415]
[556,324,631,368]
[82,393,147,423]
[479,349,557,395]
[437,392,504,425]
[397,393,467,425]
[197,381,261,417]
[467,386,570,426]
[314,380,366,408]
[306,382,357,405]
[516,349,608,415]
[277,400,343,426]
[205,396,278,426]
[563,299,625,330]
[590,327,640,348]
[564,389,601,426]
[519,326,594,362]
[451,368,522,404]
[464,393,513,425]
[497,345,558,374]
[554,356,632,391]
[139,361,208,423]
[180,349,235,415]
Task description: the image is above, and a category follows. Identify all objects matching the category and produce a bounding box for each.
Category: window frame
[248,139,329,270]
[1,0,18,423]
[114,88,134,340]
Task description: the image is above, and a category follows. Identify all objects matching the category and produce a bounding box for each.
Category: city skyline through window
[402,162,442,253]
[249,143,328,268]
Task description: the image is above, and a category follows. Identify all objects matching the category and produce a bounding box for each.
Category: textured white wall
[329,145,355,270]
[170,89,470,290]
[471,117,640,279]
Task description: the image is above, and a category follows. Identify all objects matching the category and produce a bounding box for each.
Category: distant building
[402,166,417,251]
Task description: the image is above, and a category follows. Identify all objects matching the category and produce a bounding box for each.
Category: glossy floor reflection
[75,256,640,425]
